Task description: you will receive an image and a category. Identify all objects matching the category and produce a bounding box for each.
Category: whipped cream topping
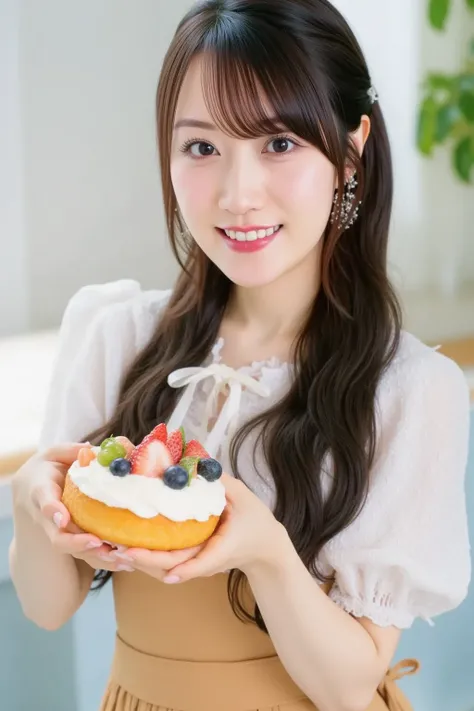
[68,448,226,521]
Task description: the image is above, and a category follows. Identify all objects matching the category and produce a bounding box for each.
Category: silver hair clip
[367,86,378,105]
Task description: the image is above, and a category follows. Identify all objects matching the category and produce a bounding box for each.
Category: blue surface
[0,414,473,711]
[396,413,474,711]
[0,518,78,711]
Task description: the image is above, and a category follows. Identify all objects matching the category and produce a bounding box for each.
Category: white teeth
[223,225,280,241]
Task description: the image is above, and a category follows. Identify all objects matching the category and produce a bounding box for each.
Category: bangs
[199,33,335,157]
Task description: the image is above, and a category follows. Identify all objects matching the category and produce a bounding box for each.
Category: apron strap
[377,659,421,711]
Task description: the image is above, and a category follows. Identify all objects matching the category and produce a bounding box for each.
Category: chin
[220,265,284,289]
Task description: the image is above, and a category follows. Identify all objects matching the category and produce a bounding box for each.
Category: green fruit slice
[179,456,199,485]
[97,442,126,466]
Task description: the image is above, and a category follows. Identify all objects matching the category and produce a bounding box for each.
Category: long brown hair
[90,0,402,632]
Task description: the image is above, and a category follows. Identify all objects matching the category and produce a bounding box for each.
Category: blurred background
[0,1,473,710]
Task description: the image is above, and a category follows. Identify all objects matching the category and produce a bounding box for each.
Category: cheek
[279,158,335,217]
[171,161,214,218]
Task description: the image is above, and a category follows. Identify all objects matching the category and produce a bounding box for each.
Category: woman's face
[170,56,337,289]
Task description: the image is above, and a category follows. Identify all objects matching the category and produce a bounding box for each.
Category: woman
[10,1,471,710]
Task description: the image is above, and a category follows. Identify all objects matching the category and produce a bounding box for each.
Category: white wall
[419,1,474,294]
[2,0,473,334]
[333,0,474,296]
[0,0,29,336]
[20,0,192,330]
[333,0,427,293]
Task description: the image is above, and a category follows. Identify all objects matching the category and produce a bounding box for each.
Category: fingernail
[116,565,134,572]
[163,575,181,584]
[53,512,63,528]
[86,541,102,549]
[99,553,117,562]
[114,552,134,563]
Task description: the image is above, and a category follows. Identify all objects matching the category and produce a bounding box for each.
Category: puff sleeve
[38,280,170,448]
[321,344,471,628]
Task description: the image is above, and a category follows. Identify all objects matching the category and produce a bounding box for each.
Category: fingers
[37,501,106,555]
[74,551,134,573]
[163,547,224,583]
[221,473,247,502]
[160,528,231,583]
[40,497,71,529]
[50,528,105,555]
[49,528,133,569]
[41,442,91,467]
[62,520,86,535]
[126,545,203,578]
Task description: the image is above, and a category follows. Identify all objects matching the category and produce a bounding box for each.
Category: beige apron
[100,570,419,711]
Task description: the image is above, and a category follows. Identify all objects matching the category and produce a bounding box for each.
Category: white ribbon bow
[167,363,271,458]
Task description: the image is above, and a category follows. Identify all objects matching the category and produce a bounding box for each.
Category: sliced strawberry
[142,423,168,445]
[130,439,173,478]
[115,436,135,458]
[183,439,209,459]
[166,429,184,464]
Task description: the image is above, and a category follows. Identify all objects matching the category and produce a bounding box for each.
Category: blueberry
[197,458,222,482]
[109,458,131,477]
[163,465,189,490]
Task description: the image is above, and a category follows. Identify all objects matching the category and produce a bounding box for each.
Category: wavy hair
[89,0,402,632]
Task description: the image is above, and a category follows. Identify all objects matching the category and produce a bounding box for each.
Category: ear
[351,114,371,159]
[337,115,372,187]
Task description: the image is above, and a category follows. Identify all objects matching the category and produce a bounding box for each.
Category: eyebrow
[173,117,289,135]
[173,119,217,131]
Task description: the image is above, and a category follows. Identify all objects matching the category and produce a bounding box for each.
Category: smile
[221,225,281,242]
[216,225,282,253]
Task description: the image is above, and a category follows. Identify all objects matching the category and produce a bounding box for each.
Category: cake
[62,424,227,550]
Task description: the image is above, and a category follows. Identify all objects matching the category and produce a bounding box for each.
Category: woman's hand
[11,443,125,571]
[126,474,289,584]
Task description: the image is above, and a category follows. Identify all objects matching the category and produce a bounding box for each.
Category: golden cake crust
[62,475,220,550]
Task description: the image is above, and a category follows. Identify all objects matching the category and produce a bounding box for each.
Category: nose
[217,150,265,216]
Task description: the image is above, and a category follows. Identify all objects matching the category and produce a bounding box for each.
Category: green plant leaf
[458,73,474,93]
[466,0,474,9]
[459,92,474,122]
[429,0,451,29]
[453,136,474,182]
[427,73,455,93]
[435,104,461,142]
[418,96,439,154]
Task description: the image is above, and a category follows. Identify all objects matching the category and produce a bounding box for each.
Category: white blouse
[39,279,472,629]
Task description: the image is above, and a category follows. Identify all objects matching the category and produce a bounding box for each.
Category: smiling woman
[166,42,371,288]
[8,2,471,711]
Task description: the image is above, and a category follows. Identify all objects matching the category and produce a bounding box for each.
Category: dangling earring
[330,174,361,230]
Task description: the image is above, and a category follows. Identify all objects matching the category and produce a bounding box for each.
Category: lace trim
[211,336,289,377]
[329,586,418,629]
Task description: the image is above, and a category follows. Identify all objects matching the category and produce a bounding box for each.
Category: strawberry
[115,436,135,458]
[78,447,96,467]
[166,429,184,464]
[130,439,173,477]
[183,439,209,459]
[144,423,168,445]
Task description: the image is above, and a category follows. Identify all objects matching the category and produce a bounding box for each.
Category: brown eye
[266,136,297,154]
[190,142,216,157]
